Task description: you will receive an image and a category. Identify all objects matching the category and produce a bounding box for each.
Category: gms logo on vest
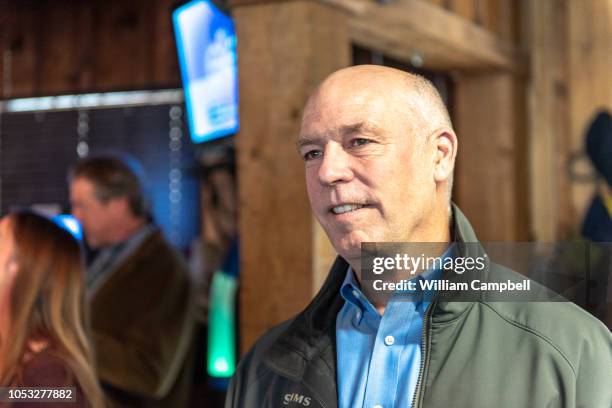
[283,393,311,406]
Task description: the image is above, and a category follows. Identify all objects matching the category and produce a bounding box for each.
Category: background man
[70,155,195,407]
[226,65,612,408]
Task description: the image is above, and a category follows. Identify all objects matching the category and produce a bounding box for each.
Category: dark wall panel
[1,110,79,207]
[0,104,200,250]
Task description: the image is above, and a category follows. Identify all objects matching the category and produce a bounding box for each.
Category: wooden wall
[442,0,528,241]
[1,0,610,350]
[417,0,529,241]
[425,0,612,241]
[0,0,181,98]
[425,0,517,40]
[0,0,522,98]
[525,0,612,241]
[453,72,529,241]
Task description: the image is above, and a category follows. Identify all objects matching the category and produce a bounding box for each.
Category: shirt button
[352,289,360,298]
[384,335,395,346]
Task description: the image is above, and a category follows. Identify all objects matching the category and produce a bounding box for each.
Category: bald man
[225,66,612,408]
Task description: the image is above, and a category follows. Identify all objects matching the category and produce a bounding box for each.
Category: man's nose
[318,143,353,185]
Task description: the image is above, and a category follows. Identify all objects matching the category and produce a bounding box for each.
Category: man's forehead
[303,85,390,120]
[299,88,403,140]
[306,79,393,110]
[302,77,409,126]
[297,121,384,147]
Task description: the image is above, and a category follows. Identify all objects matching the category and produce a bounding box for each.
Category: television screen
[173,0,239,144]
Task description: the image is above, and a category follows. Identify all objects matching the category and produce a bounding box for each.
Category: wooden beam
[523,0,571,241]
[234,0,348,352]
[320,0,523,71]
[453,72,528,241]
[450,0,476,24]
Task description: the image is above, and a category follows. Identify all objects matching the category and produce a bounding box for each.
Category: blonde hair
[0,212,105,407]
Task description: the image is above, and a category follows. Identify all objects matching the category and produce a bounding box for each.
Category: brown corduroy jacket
[89,229,195,407]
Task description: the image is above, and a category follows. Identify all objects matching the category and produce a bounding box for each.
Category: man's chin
[333,234,369,262]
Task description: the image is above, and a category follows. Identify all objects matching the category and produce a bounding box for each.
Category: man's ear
[433,129,458,183]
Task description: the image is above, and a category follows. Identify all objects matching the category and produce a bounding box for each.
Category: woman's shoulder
[18,349,76,387]
[7,350,88,408]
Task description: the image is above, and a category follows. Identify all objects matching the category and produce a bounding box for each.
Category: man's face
[70,177,118,248]
[298,81,437,262]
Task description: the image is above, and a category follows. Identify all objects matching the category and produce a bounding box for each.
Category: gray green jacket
[226,207,612,408]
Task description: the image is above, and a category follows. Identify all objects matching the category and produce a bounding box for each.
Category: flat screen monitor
[173,0,239,144]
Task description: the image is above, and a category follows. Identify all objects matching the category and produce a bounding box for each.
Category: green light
[213,357,229,373]
[207,271,238,377]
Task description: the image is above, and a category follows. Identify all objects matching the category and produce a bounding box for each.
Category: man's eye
[351,138,371,147]
[303,150,322,161]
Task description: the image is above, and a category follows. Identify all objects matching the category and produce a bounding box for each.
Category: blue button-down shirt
[336,259,445,408]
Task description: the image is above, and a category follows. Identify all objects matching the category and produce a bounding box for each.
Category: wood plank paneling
[481,0,517,42]
[0,0,181,97]
[93,0,151,90]
[38,2,82,95]
[473,0,486,26]
[74,1,96,91]
[0,0,10,97]
[453,72,527,241]
[1,0,522,98]
[523,0,572,241]
[450,0,476,23]
[1,0,41,98]
[483,0,501,34]
[152,0,182,87]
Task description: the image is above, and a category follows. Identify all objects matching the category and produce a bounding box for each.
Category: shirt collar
[340,267,372,315]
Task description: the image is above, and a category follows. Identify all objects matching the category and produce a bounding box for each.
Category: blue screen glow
[173,1,239,144]
[52,215,83,241]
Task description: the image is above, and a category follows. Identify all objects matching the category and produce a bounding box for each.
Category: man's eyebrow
[296,135,325,150]
[296,122,382,150]
[340,122,381,136]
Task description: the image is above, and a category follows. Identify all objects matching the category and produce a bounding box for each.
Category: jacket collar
[264,204,483,400]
